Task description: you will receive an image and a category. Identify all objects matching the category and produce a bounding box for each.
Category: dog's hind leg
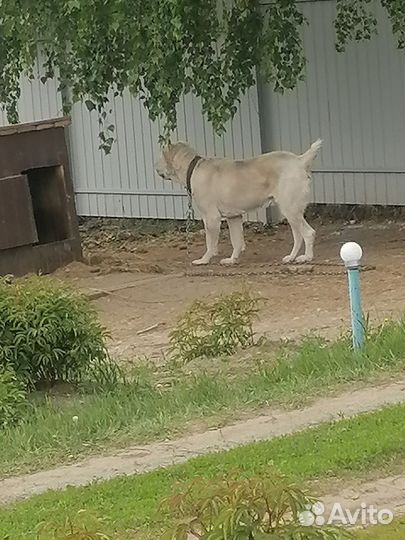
[220,215,245,265]
[192,214,221,265]
[281,213,304,263]
[295,218,315,262]
[277,171,312,264]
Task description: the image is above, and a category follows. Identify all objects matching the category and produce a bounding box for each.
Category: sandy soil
[54,221,404,361]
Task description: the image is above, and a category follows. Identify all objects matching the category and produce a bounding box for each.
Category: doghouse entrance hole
[24,166,69,244]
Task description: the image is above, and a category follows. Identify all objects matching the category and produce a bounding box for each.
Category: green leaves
[0,367,27,429]
[335,0,377,52]
[0,0,402,150]
[0,275,111,389]
[169,290,259,364]
[163,473,350,540]
[259,0,306,92]
[380,0,405,49]
[85,99,96,112]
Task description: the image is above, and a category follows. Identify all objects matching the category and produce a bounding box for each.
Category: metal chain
[182,198,375,277]
[185,263,376,278]
[185,191,194,263]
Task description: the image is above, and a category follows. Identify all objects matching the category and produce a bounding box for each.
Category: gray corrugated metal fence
[258,0,405,206]
[70,87,265,222]
[0,55,62,125]
[1,1,404,219]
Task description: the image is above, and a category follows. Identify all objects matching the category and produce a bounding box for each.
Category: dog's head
[155,141,194,183]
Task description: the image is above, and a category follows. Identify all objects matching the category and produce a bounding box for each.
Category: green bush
[163,472,349,540]
[0,367,27,428]
[169,291,259,363]
[0,276,111,388]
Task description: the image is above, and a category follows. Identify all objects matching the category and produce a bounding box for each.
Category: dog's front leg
[192,215,221,265]
[220,216,245,265]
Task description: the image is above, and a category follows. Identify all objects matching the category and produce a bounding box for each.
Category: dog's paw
[192,258,210,265]
[220,257,237,266]
[295,254,313,263]
[282,255,296,264]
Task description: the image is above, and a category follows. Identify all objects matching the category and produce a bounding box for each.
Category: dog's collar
[185,155,202,196]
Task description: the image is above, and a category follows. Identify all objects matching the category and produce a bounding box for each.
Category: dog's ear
[164,141,184,164]
[163,144,174,162]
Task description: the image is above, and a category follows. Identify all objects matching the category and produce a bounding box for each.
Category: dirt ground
[55,219,404,361]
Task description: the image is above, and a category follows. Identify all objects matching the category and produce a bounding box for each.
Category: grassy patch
[0,318,403,477]
[0,404,403,539]
[353,515,405,540]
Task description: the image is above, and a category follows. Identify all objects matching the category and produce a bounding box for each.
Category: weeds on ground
[0,275,123,429]
[163,472,348,539]
[0,367,27,428]
[353,515,405,540]
[263,317,405,388]
[169,290,259,363]
[37,509,110,540]
[0,317,403,477]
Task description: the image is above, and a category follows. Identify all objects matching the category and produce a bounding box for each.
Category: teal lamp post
[340,241,364,349]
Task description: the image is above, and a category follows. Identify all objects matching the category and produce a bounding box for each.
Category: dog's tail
[299,139,322,172]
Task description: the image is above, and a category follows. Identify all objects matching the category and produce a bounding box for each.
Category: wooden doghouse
[0,117,82,276]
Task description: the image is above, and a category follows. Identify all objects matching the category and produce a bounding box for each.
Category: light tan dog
[155,139,322,265]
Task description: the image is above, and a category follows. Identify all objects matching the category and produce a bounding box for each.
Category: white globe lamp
[340,241,363,269]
